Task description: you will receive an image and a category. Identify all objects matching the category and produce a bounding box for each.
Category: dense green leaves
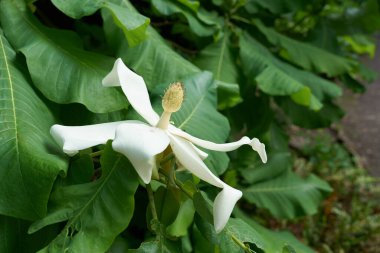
[0,0,126,113]
[151,0,219,36]
[29,143,139,253]
[240,32,323,110]
[0,31,67,220]
[102,0,200,89]
[234,209,316,253]
[255,20,356,76]
[244,171,332,219]
[194,33,241,109]
[52,0,150,46]
[0,0,378,251]
[0,215,60,253]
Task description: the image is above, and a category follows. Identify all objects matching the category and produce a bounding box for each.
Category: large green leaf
[194,32,242,109]
[0,31,67,220]
[130,240,181,253]
[29,142,139,253]
[52,0,150,47]
[194,193,315,253]
[153,72,230,175]
[151,0,218,36]
[240,32,322,110]
[240,32,343,110]
[0,215,60,253]
[246,0,310,14]
[0,0,126,113]
[240,152,292,184]
[102,0,200,89]
[277,98,344,129]
[255,20,356,76]
[234,209,316,253]
[243,171,332,219]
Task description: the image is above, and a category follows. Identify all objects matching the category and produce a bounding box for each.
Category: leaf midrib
[244,184,314,193]
[0,35,39,217]
[215,33,227,80]
[65,156,122,229]
[178,93,206,129]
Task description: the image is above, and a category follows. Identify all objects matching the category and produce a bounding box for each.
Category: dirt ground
[340,36,380,177]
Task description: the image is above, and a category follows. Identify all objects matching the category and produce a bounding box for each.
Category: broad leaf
[51,0,102,18]
[234,209,316,253]
[194,32,242,109]
[0,31,67,220]
[255,20,356,76]
[30,142,139,253]
[102,0,200,89]
[240,32,322,110]
[240,152,292,184]
[103,1,150,47]
[151,0,218,36]
[194,215,266,253]
[130,240,181,253]
[154,186,181,227]
[246,0,310,14]
[240,32,343,110]
[194,193,315,253]
[244,171,332,219]
[167,198,195,237]
[0,215,60,253]
[0,0,126,113]
[52,0,150,47]
[277,98,344,129]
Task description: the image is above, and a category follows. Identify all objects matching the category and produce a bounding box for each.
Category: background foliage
[0,0,379,252]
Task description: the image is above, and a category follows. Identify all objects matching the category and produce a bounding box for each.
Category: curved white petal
[189,142,209,160]
[102,58,159,126]
[213,185,242,233]
[169,126,267,163]
[112,122,170,184]
[250,138,267,163]
[50,121,127,156]
[168,133,242,233]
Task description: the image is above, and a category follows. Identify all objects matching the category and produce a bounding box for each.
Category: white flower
[50,58,267,233]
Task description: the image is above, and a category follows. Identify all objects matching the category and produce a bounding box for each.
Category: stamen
[157,82,184,129]
[162,82,184,113]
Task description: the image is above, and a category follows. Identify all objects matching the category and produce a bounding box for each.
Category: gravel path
[340,37,380,177]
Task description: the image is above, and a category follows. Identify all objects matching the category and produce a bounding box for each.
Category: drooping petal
[169,126,267,163]
[102,58,159,126]
[112,122,170,184]
[51,121,127,156]
[213,185,242,233]
[168,133,242,233]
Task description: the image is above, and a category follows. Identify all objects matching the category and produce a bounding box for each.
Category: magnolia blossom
[51,58,267,233]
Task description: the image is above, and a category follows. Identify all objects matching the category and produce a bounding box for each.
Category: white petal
[168,134,242,233]
[102,58,160,126]
[213,185,242,233]
[189,142,209,160]
[168,133,224,188]
[112,122,170,184]
[169,126,267,163]
[50,121,126,156]
[250,138,267,163]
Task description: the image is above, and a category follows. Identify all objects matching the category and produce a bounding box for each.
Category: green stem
[230,15,252,25]
[146,184,158,221]
[174,177,193,199]
[160,153,174,165]
[90,150,103,158]
[231,234,252,253]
